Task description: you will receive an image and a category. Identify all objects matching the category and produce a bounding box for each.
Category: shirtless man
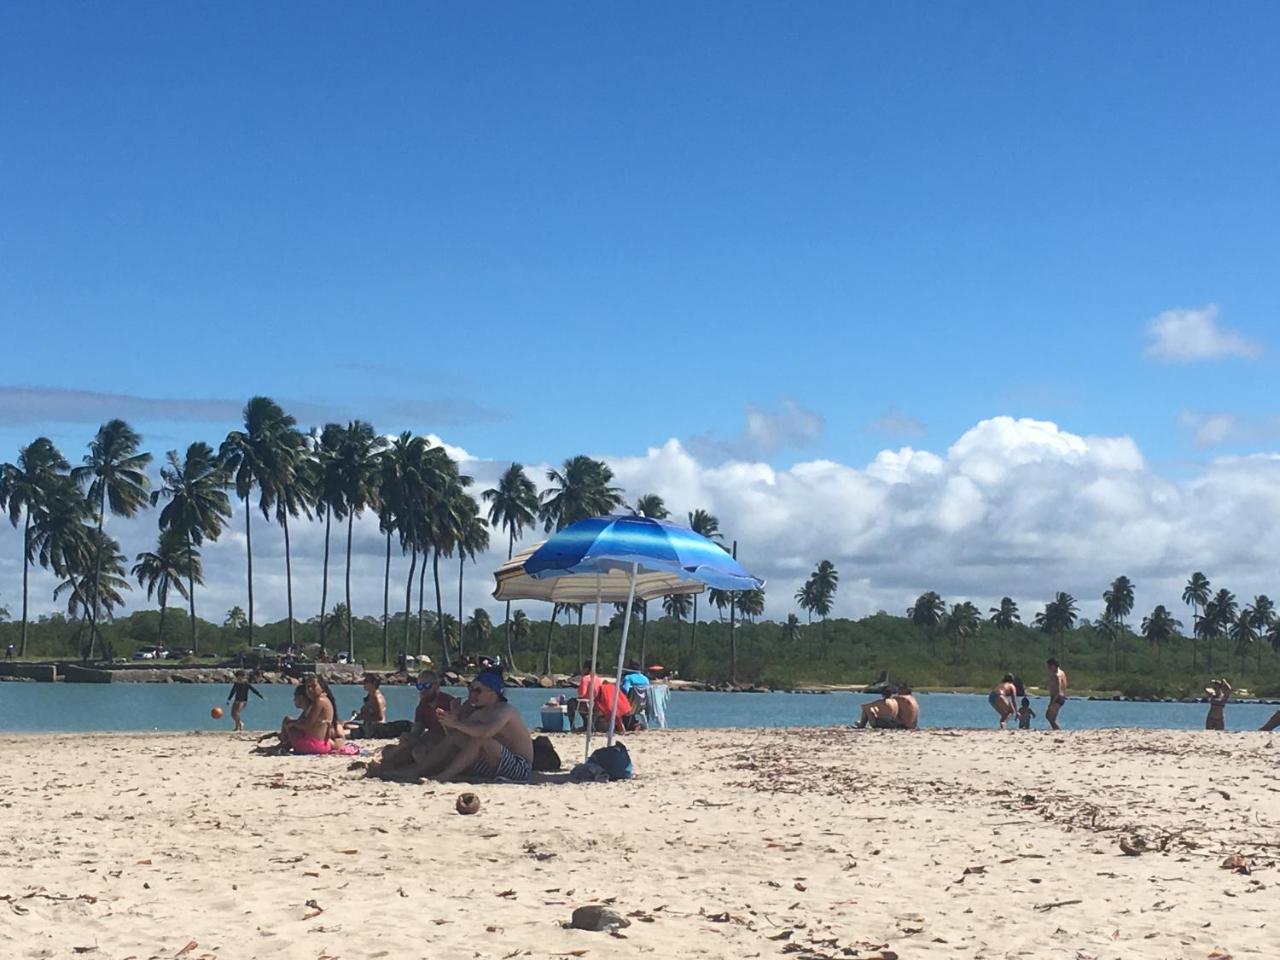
[988,674,1019,729]
[432,672,533,783]
[1045,659,1068,730]
[892,684,920,730]
[367,670,457,779]
[855,688,906,729]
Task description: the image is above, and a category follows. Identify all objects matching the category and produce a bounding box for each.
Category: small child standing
[1017,697,1035,730]
[227,670,264,731]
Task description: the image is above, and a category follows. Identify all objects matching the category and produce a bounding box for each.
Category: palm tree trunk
[432,548,449,668]
[345,512,354,661]
[382,529,392,666]
[416,553,428,657]
[639,601,648,670]
[403,545,417,658]
[19,511,30,657]
[319,510,331,650]
[187,533,198,655]
[244,495,254,645]
[457,552,465,661]
[283,510,295,649]
[576,606,584,665]
[690,595,698,652]
[157,593,167,645]
[88,485,106,660]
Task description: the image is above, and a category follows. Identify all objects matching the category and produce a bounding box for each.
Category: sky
[1,3,1278,630]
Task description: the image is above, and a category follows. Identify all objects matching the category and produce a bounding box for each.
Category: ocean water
[1,682,1277,734]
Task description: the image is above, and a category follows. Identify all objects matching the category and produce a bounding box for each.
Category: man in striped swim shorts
[434,671,533,784]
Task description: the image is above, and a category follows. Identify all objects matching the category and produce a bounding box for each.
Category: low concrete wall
[0,663,58,682]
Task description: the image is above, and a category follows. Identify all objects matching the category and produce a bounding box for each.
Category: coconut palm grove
[2,398,1278,697]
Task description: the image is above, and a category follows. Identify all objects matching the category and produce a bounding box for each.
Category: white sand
[0,727,1276,959]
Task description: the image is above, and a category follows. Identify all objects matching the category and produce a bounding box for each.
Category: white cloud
[866,407,927,438]
[1179,410,1280,449]
[687,399,823,461]
[1144,304,1261,362]
[4,416,1280,639]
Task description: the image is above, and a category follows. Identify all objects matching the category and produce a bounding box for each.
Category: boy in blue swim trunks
[434,671,533,784]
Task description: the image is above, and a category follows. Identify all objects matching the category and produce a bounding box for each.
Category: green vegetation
[2,400,1279,700]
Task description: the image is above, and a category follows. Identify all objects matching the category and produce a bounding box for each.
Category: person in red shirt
[592,680,632,733]
[569,660,603,731]
[367,670,458,780]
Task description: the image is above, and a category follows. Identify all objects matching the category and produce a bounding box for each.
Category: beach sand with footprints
[0,728,1276,959]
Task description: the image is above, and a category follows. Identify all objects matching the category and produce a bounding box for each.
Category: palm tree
[808,560,839,637]
[455,498,490,661]
[686,510,722,650]
[1246,595,1275,671]
[1202,588,1237,672]
[55,528,129,657]
[909,591,946,628]
[662,591,692,648]
[333,421,386,662]
[1103,575,1135,670]
[542,601,569,675]
[429,471,474,668]
[0,437,70,656]
[796,580,818,625]
[511,608,531,661]
[1229,608,1257,674]
[71,419,152,659]
[943,601,980,652]
[1033,592,1078,637]
[29,476,93,599]
[633,494,669,519]
[467,608,493,654]
[737,587,765,623]
[483,463,538,668]
[785,613,801,644]
[1140,605,1182,666]
[132,528,199,645]
[987,596,1020,665]
[538,455,624,532]
[311,424,347,651]
[152,442,232,655]
[1182,572,1211,670]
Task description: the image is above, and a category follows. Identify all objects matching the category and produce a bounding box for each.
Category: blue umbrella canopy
[523,516,764,591]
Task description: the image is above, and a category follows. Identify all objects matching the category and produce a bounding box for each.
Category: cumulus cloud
[1179,410,1280,449]
[687,399,823,462]
[3,416,1280,640]
[1144,305,1261,362]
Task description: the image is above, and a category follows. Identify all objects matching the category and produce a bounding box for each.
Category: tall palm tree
[1140,605,1182,666]
[333,421,386,661]
[909,591,946,628]
[0,437,69,656]
[467,607,493,654]
[1229,608,1257,674]
[1103,575,1136,670]
[809,560,839,637]
[132,528,199,646]
[511,608,531,660]
[1033,592,1078,636]
[686,509,722,649]
[268,420,311,650]
[1182,572,1211,670]
[55,528,129,657]
[662,591,692,649]
[71,420,152,659]
[1246,595,1275,671]
[29,476,93,599]
[429,468,473,668]
[785,612,801,643]
[311,424,347,651]
[1202,588,1237,672]
[152,443,232,654]
[737,587,765,622]
[538,455,624,532]
[632,494,669,520]
[483,463,539,668]
[455,497,490,661]
[987,596,1020,665]
[943,601,980,652]
[796,580,817,625]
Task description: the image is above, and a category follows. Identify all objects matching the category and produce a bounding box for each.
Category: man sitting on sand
[568,660,602,732]
[431,671,533,783]
[893,683,919,729]
[367,670,457,779]
[1045,658,1069,730]
[855,684,916,730]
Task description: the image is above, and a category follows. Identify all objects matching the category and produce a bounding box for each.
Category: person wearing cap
[367,670,458,780]
[431,671,534,783]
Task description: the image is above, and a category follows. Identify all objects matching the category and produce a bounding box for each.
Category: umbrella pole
[606,562,639,747]
[584,575,602,761]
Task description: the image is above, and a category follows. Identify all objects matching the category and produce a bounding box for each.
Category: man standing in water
[1045,658,1069,730]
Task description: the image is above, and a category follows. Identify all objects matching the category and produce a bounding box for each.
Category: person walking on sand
[1204,679,1232,731]
[226,670,264,731]
[1045,658,1068,730]
[988,674,1020,729]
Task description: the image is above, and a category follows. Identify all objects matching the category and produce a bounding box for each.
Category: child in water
[1017,697,1035,730]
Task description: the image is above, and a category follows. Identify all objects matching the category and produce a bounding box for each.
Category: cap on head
[473,670,506,700]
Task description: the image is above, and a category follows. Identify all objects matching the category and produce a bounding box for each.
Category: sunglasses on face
[415,682,435,691]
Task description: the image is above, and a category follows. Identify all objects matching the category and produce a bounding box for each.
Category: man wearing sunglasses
[432,671,534,784]
[367,670,457,780]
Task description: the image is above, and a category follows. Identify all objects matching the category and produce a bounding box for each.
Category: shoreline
[1,727,1275,959]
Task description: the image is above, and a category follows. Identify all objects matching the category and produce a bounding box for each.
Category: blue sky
[2,2,1276,471]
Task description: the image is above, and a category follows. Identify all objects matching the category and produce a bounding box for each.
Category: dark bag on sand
[587,743,633,781]
[532,735,562,772]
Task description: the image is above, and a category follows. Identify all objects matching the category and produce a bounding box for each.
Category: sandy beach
[1,728,1276,960]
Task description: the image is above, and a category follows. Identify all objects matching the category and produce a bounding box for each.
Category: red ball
[211,706,224,719]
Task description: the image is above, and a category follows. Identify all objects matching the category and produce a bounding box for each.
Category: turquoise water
[1,683,1277,733]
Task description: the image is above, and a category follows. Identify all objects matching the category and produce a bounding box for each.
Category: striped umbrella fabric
[492,543,704,603]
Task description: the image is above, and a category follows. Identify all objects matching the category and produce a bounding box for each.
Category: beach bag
[587,743,633,781]
[532,735,562,772]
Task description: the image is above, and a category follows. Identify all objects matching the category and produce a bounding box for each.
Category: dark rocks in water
[569,905,631,932]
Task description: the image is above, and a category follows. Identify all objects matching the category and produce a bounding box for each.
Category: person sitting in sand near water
[568,660,603,732]
[988,674,1021,729]
[429,671,533,783]
[226,670,264,732]
[257,682,311,752]
[1017,696,1035,729]
[1204,679,1232,731]
[1045,658,1069,730]
[366,670,458,780]
[348,674,387,736]
[279,675,356,755]
[855,682,919,730]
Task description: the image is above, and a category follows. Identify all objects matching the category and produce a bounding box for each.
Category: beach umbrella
[524,515,764,746]
[494,542,703,755]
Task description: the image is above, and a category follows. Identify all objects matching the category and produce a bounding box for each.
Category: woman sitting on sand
[256,683,311,753]
[988,674,1021,729]
[1204,679,1232,731]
